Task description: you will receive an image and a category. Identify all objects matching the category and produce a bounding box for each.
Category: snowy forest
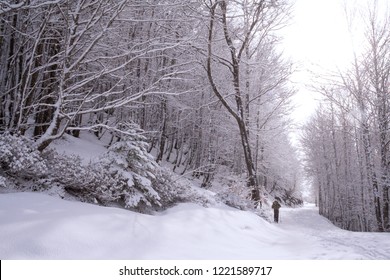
[301,4,390,232]
[0,0,389,238]
[0,0,300,213]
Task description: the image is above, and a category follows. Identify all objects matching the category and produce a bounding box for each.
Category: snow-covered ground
[51,133,108,164]
[1,192,389,260]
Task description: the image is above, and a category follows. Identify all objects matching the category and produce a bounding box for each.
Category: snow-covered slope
[51,133,108,164]
[1,192,389,260]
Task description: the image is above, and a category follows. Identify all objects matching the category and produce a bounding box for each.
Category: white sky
[282,0,366,126]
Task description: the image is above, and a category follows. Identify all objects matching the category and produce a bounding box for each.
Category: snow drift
[1,192,389,260]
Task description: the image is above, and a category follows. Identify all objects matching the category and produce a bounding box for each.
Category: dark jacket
[272,200,281,210]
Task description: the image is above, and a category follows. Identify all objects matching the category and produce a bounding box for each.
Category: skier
[271,199,281,223]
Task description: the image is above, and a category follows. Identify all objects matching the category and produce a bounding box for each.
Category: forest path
[277,204,390,259]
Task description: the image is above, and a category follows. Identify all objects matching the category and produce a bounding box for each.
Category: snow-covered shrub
[0,132,47,178]
[212,174,252,210]
[150,169,186,207]
[30,125,178,212]
[214,180,254,211]
[0,128,218,213]
[102,124,217,211]
[210,173,272,221]
[0,175,7,188]
[152,169,217,208]
[101,127,195,211]
[0,174,18,193]
[101,127,162,210]
[43,151,129,206]
[215,190,250,210]
[106,126,158,177]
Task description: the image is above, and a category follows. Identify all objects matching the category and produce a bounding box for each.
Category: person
[271,200,281,223]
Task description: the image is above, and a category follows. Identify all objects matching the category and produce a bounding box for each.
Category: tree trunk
[362,121,384,231]
[206,1,260,203]
[156,98,167,163]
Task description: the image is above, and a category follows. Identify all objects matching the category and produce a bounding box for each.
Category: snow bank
[0,192,297,259]
[1,192,389,260]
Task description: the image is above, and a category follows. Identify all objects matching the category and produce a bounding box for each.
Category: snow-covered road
[0,192,389,259]
[278,205,390,259]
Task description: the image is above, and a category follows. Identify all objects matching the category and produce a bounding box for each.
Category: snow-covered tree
[302,2,390,231]
[0,0,302,213]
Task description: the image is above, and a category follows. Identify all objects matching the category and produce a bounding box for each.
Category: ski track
[279,205,390,259]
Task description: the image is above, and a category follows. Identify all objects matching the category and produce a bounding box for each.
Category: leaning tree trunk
[206,1,260,203]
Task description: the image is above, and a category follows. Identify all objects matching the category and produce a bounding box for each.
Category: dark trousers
[274,209,279,223]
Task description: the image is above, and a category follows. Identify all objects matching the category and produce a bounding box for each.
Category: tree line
[1,1,300,210]
[302,3,390,232]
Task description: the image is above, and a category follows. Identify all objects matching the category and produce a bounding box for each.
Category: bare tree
[302,2,390,231]
[205,0,290,202]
